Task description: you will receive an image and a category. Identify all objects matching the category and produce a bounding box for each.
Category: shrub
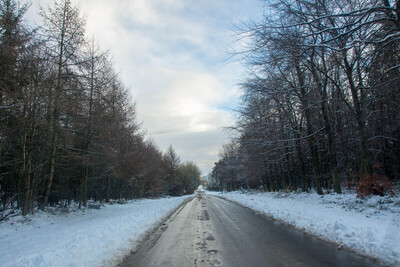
[356,174,395,198]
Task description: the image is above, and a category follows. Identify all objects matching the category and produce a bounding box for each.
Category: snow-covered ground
[207,190,400,266]
[0,196,191,267]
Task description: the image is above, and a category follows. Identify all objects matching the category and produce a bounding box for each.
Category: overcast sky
[27,0,264,175]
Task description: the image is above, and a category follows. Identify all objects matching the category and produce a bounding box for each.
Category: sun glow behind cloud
[27,0,263,174]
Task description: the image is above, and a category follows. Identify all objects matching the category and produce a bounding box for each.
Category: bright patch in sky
[27,0,264,174]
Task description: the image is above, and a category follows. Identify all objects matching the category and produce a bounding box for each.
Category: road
[122,193,380,267]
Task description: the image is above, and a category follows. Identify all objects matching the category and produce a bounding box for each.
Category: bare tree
[214,0,399,194]
[39,0,85,209]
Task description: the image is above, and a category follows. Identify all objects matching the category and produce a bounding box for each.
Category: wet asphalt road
[122,193,380,267]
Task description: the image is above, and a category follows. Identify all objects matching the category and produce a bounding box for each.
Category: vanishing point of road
[122,193,380,267]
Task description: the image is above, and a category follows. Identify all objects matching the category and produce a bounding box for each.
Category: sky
[26,0,264,175]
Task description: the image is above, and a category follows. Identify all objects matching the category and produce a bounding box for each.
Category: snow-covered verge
[0,196,191,267]
[207,190,400,266]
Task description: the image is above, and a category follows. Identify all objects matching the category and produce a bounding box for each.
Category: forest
[0,0,201,219]
[211,0,399,195]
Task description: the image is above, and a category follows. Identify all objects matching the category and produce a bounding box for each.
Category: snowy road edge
[209,193,388,266]
[114,195,195,266]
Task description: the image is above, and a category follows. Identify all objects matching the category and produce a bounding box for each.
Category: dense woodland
[211,0,399,195]
[0,0,201,218]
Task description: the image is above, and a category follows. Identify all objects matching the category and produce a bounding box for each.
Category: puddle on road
[208,249,218,254]
[206,234,215,241]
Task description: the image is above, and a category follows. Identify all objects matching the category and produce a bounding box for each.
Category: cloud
[136,69,233,133]
[27,0,263,174]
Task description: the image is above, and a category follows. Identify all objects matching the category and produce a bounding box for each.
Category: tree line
[0,0,201,218]
[211,0,399,195]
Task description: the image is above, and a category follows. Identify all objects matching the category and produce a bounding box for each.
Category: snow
[0,196,191,267]
[2,190,398,266]
[207,190,400,266]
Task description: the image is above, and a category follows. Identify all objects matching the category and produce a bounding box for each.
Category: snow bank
[208,190,400,266]
[0,196,191,267]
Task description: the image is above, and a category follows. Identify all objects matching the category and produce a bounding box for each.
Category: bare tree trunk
[310,51,342,193]
[294,124,308,192]
[42,1,72,210]
[82,167,88,207]
[106,176,110,203]
[343,53,372,175]
[295,63,323,194]
[22,152,31,215]
[42,40,64,209]
[21,128,28,215]
[81,42,96,208]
